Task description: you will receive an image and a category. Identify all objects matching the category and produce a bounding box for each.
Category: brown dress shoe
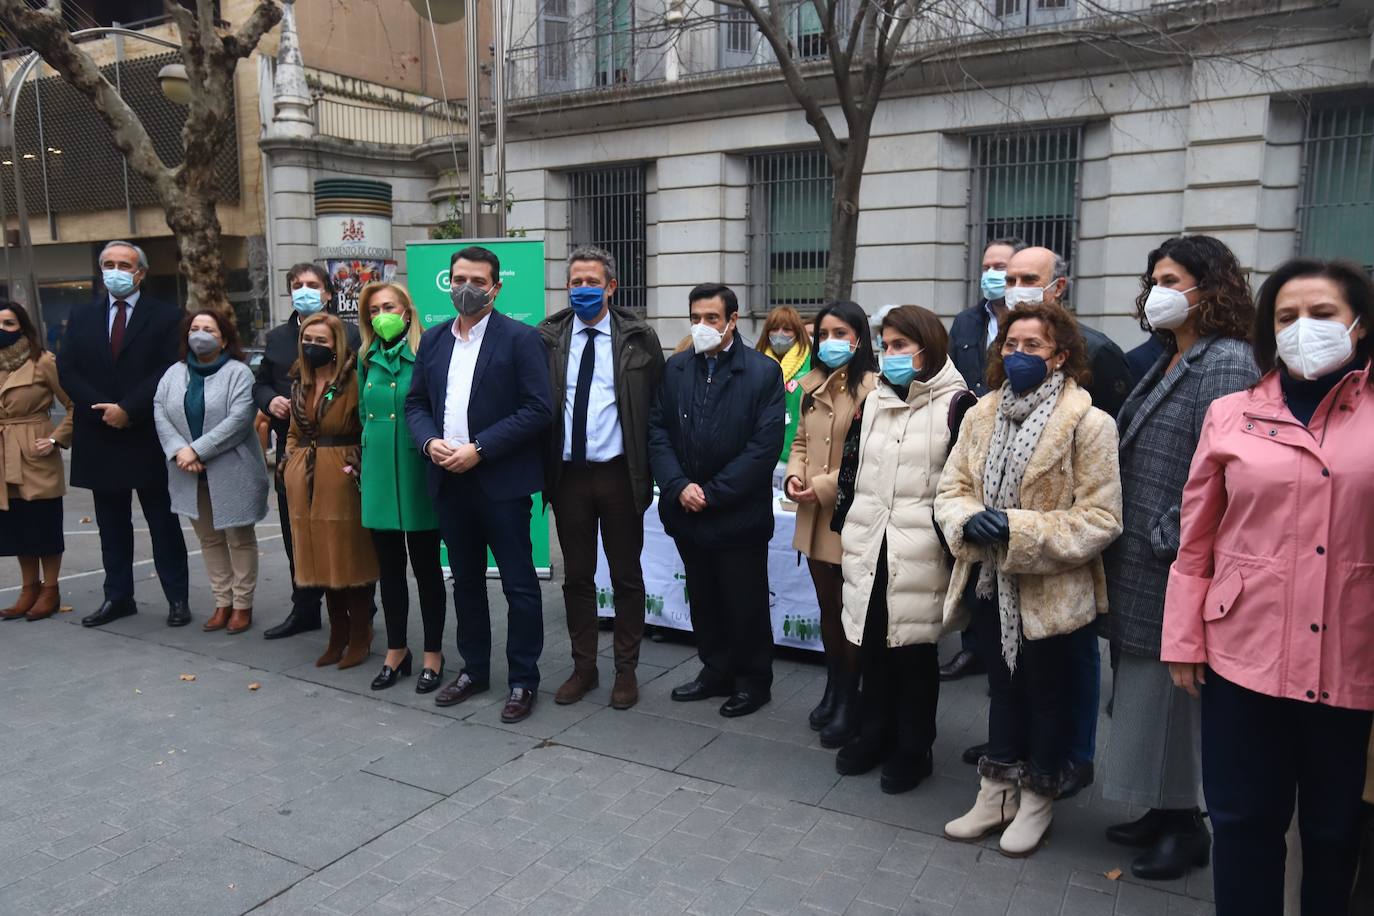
[226,607,252,635]
[25,585,60,621]
[203,606,232,632]
[1,584,40,620]
[434,672,490,707]
[554,669,598,705]
[500,687,537,723]
[610,671,639,710]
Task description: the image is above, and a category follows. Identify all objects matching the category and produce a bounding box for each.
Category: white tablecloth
[594,491,824,652]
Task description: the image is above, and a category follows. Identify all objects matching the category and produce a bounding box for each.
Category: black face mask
[0,328,22,349]
[302,343,336,369]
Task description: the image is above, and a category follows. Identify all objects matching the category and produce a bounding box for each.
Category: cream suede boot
[944,776,1019,842]
[999,788,1053,857]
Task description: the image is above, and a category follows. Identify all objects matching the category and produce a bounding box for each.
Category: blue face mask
[569,285,605,321]
[980,268,1006,302]
[103,268,137,298]
[292,286,324,316]
[881,353,917,386]
[1003,351,1049,394]
[817,338,855,369]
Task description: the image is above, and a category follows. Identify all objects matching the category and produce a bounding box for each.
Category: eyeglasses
[1001,339,1056,356]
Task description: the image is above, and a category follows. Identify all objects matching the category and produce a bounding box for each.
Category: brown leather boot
[610,671,639,710]
[336,595,373,669]
[25,585,60,621]
[315,601,349,667]
[203,606,232,631]
[226,607,252,635]
[1,584,39,620]
[554,669,599,705]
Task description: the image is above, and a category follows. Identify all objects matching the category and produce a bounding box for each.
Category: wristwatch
[472,440,484,457]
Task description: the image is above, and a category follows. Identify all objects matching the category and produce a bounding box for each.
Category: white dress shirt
[983,300,999,347]
[107,288,142,335]
[441,312,490,446]
[562,311,623,462]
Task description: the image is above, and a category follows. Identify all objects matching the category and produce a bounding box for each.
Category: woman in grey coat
[153,309,269,634]
[1103,236,1258,881]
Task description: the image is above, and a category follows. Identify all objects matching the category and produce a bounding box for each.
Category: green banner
[405,238,551,575]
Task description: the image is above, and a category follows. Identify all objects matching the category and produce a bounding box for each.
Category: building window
[968,126,1082,275]
[1299,95,1374,272]
[539,0,572,90]
[594,0,634,86]
[748,149,834,313]
[567,165,648,315]
[995,0,1075,27]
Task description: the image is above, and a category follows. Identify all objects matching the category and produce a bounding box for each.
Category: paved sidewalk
[0,487,1215,915]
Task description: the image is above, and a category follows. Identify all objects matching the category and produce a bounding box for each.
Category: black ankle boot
[835,728,886,776]
[1131,810,1211,881]
[809,667,837,731]
[1106,808,1169,848]
[879,748,933,794]
[818,671,860,749]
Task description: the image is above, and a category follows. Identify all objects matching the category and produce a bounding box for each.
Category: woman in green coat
[358,282,446,693]
[756,306,813,463]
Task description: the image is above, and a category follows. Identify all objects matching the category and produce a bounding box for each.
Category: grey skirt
[1102,651,1202,809]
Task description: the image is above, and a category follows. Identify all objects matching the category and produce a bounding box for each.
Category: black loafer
[719,690,770,718]
[938,649,985,681]
[167,601,191,628]
[371,651,413,691]
[416,657,445,694]
[82,599,136,628]
[671,678,734,702]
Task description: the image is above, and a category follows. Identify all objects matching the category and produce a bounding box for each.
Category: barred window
[968,126,1082,278]
[568,165,648,315]
[748,149,834,313]
[1299,95,1374,272]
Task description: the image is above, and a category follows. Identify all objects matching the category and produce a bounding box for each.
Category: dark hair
[984,236,1027,255]
[1253,258,1374,374]
[1134,235,1254,341]
[880,305,949,381]
[179,308,246,363]
[809,300,875,402]
[286,262,335,298]
[688,283,739,319]
[451,246,501,284]
[986,302,1092,390]
[0,300,43,361]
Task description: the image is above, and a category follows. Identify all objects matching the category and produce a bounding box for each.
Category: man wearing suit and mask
[406,246,553,724]
[58,240,190,627]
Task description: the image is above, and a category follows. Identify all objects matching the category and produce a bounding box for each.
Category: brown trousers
[552,458,644,675]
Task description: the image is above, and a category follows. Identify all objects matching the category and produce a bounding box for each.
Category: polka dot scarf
[976,370,1065,673]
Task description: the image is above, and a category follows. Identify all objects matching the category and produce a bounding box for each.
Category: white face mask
[691,322,724,354]
[1143,284,1199,331]
[1276,316,1360,380]
[1004,285,1045,309]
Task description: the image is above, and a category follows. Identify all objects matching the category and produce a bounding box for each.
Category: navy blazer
[57,294,182,491]
[405,309,553,502]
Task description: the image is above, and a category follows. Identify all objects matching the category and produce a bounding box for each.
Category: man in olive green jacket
[538,246,665,710]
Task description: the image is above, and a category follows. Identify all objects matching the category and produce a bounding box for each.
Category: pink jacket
[1161,364,1374,711]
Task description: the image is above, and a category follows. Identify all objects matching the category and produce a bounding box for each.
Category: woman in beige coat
[0,302,73,621]
[784,300,876,747]
[936,302,1122,857]
[828,306,973,793]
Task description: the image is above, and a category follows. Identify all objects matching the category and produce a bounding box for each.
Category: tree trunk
[165,188,228,308]
[823,132,871,303]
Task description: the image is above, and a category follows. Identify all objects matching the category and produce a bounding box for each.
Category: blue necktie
[571,328,598,465]
[706,355,717,380]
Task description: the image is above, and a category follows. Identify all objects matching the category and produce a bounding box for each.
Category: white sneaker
[999,788,1053,857]
[944,776,1019,842]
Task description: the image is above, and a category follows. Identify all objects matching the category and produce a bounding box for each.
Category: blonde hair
[357,281,422,363]
[297,313,350,388]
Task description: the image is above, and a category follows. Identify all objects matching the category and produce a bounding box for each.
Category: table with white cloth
[594,484,824,652]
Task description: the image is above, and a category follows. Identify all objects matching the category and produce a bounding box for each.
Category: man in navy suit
[405,246,553,723]
[57,240,190,628]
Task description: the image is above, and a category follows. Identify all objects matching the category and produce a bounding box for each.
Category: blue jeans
[1066,623,1101,767]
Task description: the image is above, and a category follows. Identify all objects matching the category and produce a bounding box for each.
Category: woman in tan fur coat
[935,302,1122,858]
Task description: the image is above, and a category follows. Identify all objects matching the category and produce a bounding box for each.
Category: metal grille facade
[1299,94,1374,272]
[968,126,1081,278]
[748,149,833,314]
[567,165,648,315]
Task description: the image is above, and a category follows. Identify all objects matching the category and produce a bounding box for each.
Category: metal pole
[493,0,506,236]
[113,24,135,235]
[465,0,483,236]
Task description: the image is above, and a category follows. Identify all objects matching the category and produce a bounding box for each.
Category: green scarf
[185,352,230,440]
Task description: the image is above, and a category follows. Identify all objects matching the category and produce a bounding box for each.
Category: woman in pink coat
[1161,258,1374,916]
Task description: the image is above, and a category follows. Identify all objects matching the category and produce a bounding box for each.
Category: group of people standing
[0,233,1369,915]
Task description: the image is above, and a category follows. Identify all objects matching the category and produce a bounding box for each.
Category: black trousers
[1201,669,1372,916]
[371,528,446,654]
[675,539,773,693]
[91,486,188,605]
[855,540,940,756]
[275,433,324,614]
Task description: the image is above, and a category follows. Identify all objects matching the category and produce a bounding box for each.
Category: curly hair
[1134,235,1254,341]
[986,302,1092,390]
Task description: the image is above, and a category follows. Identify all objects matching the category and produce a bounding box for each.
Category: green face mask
[371,312,407,343]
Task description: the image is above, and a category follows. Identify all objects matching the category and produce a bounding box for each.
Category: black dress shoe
[371,652,413,691]
[880,749,933,794]
[1106,808,1169,847]
[82,599,136,628]
[166,601,191,628]
[1131,811,1210,881]
[416,656,445,694]
[961,742,988,766]
[938,650,985,681]
[500,687,537,723]
[262,605,322,640]
[720,690,770,718]
[671,677,733,702]
[1056,761,1095,800]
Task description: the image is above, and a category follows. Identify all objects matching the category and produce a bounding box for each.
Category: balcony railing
[309,96,467,147]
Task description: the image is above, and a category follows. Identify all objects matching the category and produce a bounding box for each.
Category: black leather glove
[964,509,1011,545]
